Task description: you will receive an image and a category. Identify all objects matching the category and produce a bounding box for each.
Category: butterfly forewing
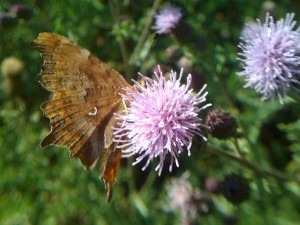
[32,32,130,200]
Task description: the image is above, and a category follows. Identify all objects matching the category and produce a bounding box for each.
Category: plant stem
[232,137,244,158]
[207,144,300,184]
[129,0,161,65]
[109,0,132,79]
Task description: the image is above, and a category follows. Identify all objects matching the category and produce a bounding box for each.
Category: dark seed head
[0,13,18,29]
[11,4,33,20]
[206,109,237,139]
[221,173,250,205]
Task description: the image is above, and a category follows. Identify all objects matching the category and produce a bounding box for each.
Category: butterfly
[32,32,131,201]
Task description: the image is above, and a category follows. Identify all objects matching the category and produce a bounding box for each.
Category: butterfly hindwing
[32,32,130,200]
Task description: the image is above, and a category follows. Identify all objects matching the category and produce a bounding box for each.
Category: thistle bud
[0,13,18,29]
[1,57,24,96]
[11,4,33,21]
[1,57,24,78]
[166,46,180,63]
[189,71,205,92]
[204,177,220,194]
[152,64,173,76]
[221,173,250,205]
[177,56,192,73]
[206,109,237,139]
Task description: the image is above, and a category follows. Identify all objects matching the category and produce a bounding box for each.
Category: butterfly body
[33,32,130,201]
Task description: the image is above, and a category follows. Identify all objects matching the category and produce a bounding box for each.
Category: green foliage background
[0,0,300,224]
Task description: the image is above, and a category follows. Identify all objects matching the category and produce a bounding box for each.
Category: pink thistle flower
[153,5,182,34]
[241,21,262,41]
[113,67,211,175]
[238,13,300,103]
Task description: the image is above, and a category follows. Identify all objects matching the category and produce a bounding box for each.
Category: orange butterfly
[32,32,130,201]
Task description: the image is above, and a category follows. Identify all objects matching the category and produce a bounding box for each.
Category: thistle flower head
[238,13,300,103]
[113,67,211,175]
[168,173,193,211]
[241,21,262,41]
[167,173,214,224]
[153,5,182,34]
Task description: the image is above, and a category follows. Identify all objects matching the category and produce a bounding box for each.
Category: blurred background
[1,0,300,224]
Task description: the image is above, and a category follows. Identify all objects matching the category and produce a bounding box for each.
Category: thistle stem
[207,144,300,184]
[109,0,132,79]
[232,137,244,158]
[129,0,161,65]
